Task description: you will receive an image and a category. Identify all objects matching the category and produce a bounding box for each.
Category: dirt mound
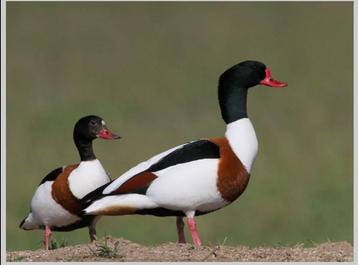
[7,237,353,262]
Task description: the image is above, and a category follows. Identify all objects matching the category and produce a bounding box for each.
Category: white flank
[68,159,111,199]
[103,142,193,194]
[30,181,81,227]
[147,159,228,212]
[84,194,158,214]
[225,118,258,173]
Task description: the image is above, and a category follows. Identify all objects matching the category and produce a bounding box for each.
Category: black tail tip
[19,218,25,229]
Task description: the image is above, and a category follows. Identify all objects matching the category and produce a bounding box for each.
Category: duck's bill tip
[259,68,288,88]
[260,79,288,88]
[98,129,121,140]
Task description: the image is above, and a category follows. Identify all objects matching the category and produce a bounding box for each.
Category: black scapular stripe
[79,181,113,206]
[38,167,63,185]
[147,140,220,172]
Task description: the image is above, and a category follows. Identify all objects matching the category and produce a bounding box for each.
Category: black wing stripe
[38,167,63,186]
[79,181,113,206]
[147,140,220,172]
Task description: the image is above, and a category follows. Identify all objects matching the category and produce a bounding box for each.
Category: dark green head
[218,60,287,123]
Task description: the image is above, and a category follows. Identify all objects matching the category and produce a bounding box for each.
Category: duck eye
[89,120,97,126]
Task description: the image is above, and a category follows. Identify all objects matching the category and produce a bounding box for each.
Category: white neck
[225,118,258,173]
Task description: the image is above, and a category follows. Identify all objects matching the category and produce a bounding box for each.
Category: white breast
[68,159,111,199]
[225,118,258,173]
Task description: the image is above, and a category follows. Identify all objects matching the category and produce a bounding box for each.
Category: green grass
[87,237,122,258]
[6,2,353,250]
[49,238,69,250]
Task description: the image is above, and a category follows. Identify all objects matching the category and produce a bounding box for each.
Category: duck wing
[81,140,220,204]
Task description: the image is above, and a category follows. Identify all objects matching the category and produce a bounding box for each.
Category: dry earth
[7,237,353,262]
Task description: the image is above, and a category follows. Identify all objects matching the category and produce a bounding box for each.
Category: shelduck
[20,115,120,250]
[81,61,287,246]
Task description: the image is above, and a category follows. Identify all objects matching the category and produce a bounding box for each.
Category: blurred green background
[7,2,352,251]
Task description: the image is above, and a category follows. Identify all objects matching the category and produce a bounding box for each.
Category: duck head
[218,60,287,123]
[219,60,287,90]
[74,115,121,142]
[73,115,120,161]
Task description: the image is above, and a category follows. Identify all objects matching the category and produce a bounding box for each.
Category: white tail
[19,213,40,230]
[84,194,158,215]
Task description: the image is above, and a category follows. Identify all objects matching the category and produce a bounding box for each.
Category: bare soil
[7,237,353,262]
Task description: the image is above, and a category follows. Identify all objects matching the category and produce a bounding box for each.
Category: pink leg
[187,217,202,246]
[44,226,52,250]
[176,217,186,243]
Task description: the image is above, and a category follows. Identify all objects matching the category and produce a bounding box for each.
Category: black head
[73,115,121,143]
[219,60,287,89]
[218,60,287,124]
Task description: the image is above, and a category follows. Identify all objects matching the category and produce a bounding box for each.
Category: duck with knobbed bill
[81,60,288,246]
[20,115,121,250]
